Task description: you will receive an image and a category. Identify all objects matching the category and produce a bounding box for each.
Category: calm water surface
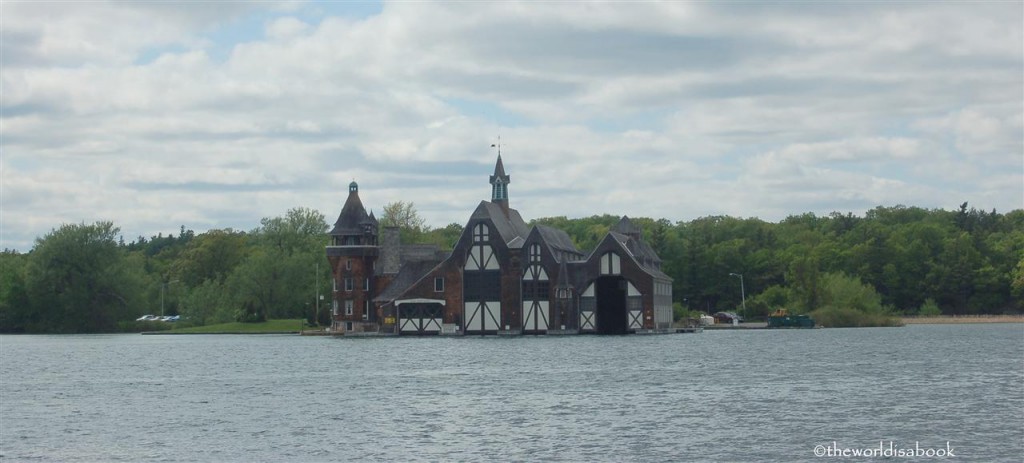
[2,324,1022,462]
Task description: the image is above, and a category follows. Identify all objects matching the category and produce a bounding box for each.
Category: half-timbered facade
[327,155,672,335]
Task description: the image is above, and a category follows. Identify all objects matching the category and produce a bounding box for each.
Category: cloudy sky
[2,1,1022,251]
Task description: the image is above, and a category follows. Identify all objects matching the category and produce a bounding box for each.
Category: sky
[2,1,1022,252]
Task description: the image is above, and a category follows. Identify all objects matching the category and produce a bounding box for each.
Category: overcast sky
[2,1,1022,251]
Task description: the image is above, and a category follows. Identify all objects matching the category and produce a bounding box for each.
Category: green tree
[1012,256,1024,307]
[219,208,328,322]
[24,222,145,333]
[180,278,229,326]
[380,201,427,243]
[258,207,328,253]
[169,229,249,287]
[224,247,313,321]
[423,223,464,250]
[0,251,31,332]
[787,254,823,313]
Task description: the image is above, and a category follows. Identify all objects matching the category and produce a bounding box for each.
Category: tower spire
[489,148,510,204]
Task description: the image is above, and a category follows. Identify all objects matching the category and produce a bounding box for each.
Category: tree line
[1,202,1021,333]
[533,202,1023,322]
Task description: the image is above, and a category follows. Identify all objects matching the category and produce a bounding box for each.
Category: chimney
[381,226,401,275]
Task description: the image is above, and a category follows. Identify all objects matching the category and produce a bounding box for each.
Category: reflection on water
[2,324,1022,462]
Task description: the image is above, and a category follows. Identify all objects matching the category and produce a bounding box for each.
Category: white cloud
[1,1,1022,251]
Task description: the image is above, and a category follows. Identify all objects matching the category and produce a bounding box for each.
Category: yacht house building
[327,156,673,335]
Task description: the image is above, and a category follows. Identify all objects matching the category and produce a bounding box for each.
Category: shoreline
[901,315,1024,324]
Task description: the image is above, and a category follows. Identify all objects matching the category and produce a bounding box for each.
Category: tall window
[473,223,489,242]
[600,252,621,275]
[332,300,339,315]
[344,300,353,316]
[364,278,370,291]
[530,243,541,263]
[435,277,444,292]
[467,225,498,271]
[363,300,369,320]
[344,278,354,292]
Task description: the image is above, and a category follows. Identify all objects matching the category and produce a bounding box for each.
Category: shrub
[917,298,942,316]
[809,272,902,327]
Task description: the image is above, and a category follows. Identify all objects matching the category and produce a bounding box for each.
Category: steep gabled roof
[535,225,582,259]
[607,216,661,266]
[599,231,671,281]
[469,201,530,249]
[611,216,642,238]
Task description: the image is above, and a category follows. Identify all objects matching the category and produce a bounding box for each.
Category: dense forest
[1,203,1021,333]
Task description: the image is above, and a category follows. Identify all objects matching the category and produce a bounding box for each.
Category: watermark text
[813,441,955,458]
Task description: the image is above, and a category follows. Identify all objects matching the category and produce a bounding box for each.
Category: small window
[345,322,352,331]
[434,277,444,292]
[345,259,352,270]
[345,300,353,316]
[344,278,354,292]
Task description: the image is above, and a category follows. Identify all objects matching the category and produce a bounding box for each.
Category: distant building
[327,155,673,335]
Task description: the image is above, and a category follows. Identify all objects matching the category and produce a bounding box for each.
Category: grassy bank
[901,315,1024,324]
[166,319,306,334]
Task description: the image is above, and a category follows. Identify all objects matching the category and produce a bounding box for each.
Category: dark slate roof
[535,225,582,258]
[400,244,447,263]
[469,201,530,249]
[373,259,441,303]
[329,190,371,236]
[611,216,642,238]
[606,231,671,280]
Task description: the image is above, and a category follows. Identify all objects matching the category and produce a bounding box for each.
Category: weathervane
[490,136,501,156]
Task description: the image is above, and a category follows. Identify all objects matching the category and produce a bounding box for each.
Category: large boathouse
[327,156,673,335]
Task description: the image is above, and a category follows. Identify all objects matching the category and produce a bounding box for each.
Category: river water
[1,324,1022,462]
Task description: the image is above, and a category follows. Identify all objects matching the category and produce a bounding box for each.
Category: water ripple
[1,325,1022,461]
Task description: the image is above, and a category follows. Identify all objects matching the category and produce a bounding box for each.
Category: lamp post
[315,261,320,326]
[161,280,180,317]
[729,273,746,321]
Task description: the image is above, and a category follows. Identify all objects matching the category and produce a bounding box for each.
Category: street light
[161,280,180,317]
[729,273,746,321]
